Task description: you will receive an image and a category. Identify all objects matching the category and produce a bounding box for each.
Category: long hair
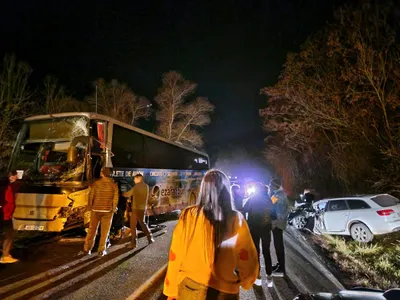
[182,169,234,265]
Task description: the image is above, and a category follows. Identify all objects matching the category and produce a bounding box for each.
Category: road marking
[7,231,167,299]
[3,257,98,300]
[0,241,131,295]
[0,228,164,296]
[126,263,168,300]
[29,245,150,300]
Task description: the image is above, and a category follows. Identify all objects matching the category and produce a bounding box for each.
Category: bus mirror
[67,146,78,164]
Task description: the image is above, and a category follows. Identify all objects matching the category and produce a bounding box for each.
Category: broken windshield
[10,116,89,183]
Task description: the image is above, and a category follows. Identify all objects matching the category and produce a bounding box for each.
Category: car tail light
[377,209,395,216]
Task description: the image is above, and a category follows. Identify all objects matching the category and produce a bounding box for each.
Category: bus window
[144,136,208,170]
[112,125,145,168]
[144,136,177,169]
[10,116,89,182]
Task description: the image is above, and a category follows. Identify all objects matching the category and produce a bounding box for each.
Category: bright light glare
[247,185,256,195]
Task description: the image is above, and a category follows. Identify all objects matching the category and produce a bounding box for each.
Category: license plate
[24,225,44,231]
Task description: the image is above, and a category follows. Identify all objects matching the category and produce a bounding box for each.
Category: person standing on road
[83,167,118,257]
[123,174,154,249]
[269,178,289,277]
[0,170,22,264]
[231,184,244,212]
[242,182,274,287]
[163,169,259,300]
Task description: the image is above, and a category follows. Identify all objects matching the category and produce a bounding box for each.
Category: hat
[269,178,282,190]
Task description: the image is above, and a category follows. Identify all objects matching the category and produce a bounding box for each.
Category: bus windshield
[10,116,90,183]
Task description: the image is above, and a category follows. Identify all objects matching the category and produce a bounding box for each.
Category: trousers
[84,211,113,252]
[249,223,273,276]
[130,209,152,241]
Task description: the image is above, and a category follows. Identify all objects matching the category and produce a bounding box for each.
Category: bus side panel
[112,168,206,216]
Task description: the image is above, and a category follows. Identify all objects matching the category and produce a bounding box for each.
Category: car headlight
[247,185,256,196]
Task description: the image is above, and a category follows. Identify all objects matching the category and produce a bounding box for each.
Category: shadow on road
[0,227,166,300]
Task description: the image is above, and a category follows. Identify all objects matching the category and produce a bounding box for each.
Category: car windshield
[10,116,89,183]
[371,194,400,207]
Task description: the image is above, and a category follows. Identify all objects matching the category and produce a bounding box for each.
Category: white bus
[8,112,209,232]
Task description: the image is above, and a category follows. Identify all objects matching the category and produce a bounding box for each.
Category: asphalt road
[0,220,174,300]
[0,218,343,300]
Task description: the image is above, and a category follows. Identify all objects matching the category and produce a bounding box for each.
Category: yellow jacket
[163,206,259,298]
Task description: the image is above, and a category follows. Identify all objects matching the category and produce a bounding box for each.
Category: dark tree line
[260,0,400,197]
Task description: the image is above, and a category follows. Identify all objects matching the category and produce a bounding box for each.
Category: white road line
[0,241,130,295]
[2,258,97,300]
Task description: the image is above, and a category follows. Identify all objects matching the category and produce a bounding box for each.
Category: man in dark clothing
[242,182,274,287]
[270,178,289,277]
[231,184,243,211]
[0,170,22,264]
[303,189,315,205]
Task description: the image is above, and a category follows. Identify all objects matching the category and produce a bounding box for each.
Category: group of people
[83,167,154,256]
[0,168,155,262]
[1,167,289,300]
[163,169,289,300]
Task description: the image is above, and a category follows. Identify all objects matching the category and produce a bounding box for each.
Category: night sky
[0,0,345,168]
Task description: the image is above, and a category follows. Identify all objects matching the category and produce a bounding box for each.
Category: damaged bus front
[9,114,107,232]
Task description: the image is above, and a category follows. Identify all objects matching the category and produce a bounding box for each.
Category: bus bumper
[13,218,67,232]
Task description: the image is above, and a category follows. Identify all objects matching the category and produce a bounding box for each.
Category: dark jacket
[243,189,273,228]
[233,193,244,211]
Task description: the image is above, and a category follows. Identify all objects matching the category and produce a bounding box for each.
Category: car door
[324,200,350,232]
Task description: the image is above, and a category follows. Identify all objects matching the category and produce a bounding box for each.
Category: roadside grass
[312,232,400,290]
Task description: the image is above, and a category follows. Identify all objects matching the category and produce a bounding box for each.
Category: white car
[313,194,400,242]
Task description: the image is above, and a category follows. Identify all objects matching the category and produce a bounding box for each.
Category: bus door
[89,120,108,180]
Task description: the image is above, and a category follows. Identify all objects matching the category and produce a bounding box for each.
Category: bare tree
[155,71,214,148]
[0,54,32,170]
[259,0,400,196]
[41,75,85,114]
[86,78,151,125]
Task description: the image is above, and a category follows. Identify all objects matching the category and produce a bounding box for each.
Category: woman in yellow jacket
[163,169,259,299]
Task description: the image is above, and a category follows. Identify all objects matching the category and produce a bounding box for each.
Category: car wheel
[350,223,373,243]
[293,215,307,229]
